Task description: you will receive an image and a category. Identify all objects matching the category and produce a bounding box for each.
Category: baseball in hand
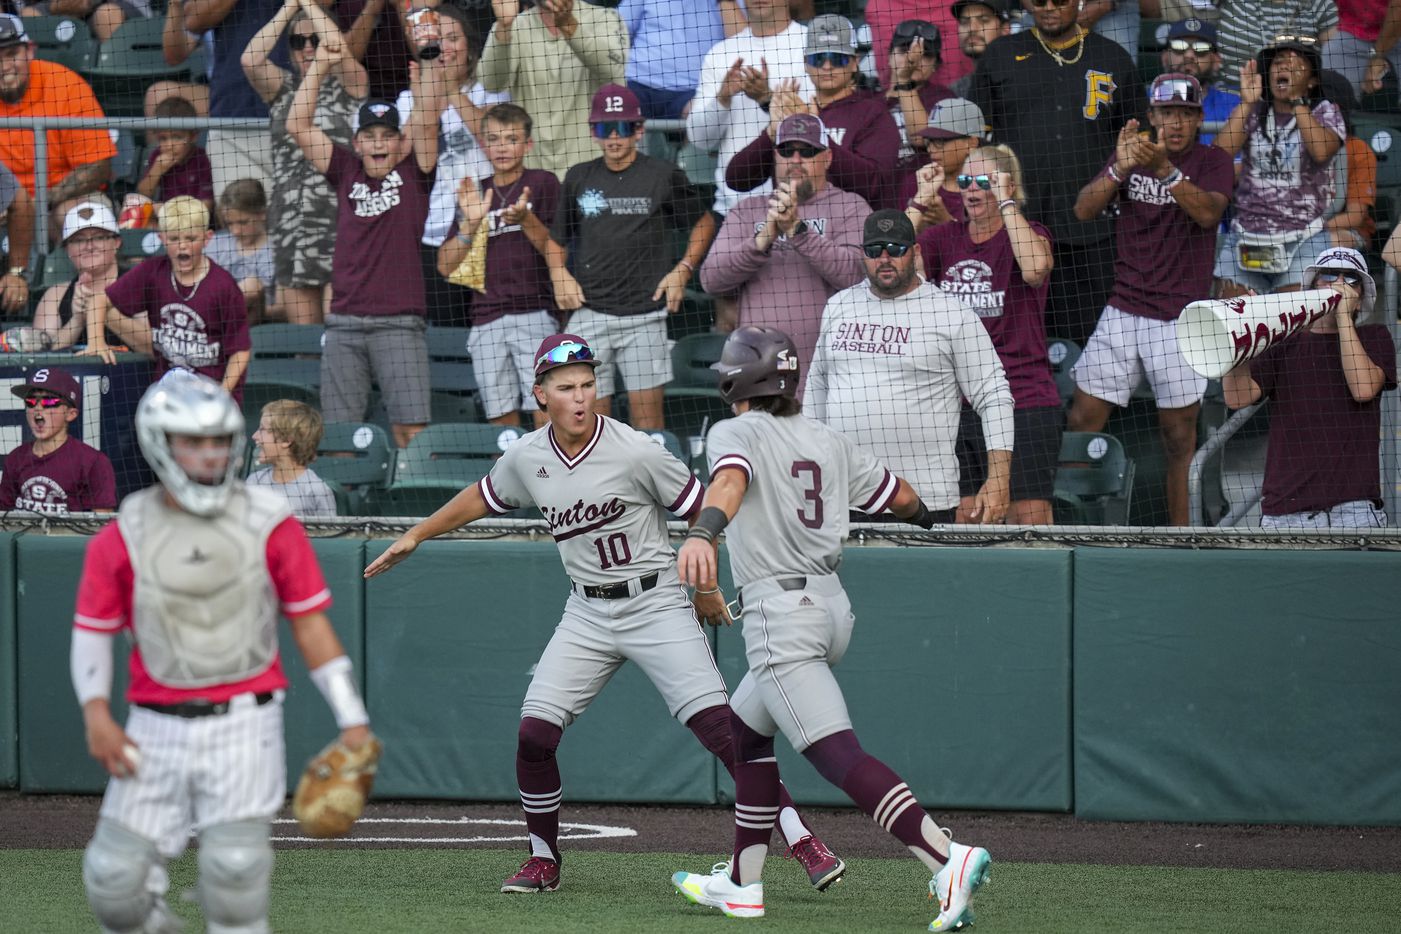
[119,743,141,778]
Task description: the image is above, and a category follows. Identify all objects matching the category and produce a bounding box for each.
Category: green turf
[7,849,1400,933]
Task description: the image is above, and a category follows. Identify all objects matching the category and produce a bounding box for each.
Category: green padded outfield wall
[714,547,1074,811]
[16,536,367,794]
[1074,548,1401,825]
[0,535,14,788]
[364,539,717,803]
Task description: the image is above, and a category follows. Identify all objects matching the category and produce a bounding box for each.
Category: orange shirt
[0,60,116,194]
[1345,135,1378,246]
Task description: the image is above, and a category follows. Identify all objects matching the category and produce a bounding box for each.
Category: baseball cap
[890,19,941,53]
[354,100,400,134]
[588,83,643,123]
[534,333,599,380]
[918,97,987,141]
[1304,246,1376,318]
[805,14,856,56]
[1148,73,1203,109]
[12,366,80,408]
[862,209,917,248]
[1164,18,1217,45]
[775,114,828,150]
[951,0,1012,22]
[0,15,29,50]
[62,201,119,243]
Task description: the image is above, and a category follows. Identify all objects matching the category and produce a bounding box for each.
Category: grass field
[7,849,1401,933]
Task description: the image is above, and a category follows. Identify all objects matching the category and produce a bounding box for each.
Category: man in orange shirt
[0,15,114,238]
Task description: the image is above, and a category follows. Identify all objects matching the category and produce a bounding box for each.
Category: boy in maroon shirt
[1068,73,1233,526]
[0,367,115,515]
[288,38,445,449]
[82,196,252,403]
[437,103,559,430]
[136,96,215,217]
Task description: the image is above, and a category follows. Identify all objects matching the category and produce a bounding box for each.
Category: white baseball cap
[62,201,119,243]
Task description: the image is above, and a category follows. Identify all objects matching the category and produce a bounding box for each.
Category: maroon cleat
[789,835,846,891]
[501,856,561,893]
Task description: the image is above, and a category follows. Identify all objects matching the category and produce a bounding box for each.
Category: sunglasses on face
[956,173,994,190]
[591,120,638,139]
[1030,0,1076,8]
[537,341,594,369]
[288,33,319,50]
[25,396,66,409]
[1316,270,1363,287]
[862,242,912,259]
[806,52,853,68]
[1150,78,1202,105]
[776,142,824,159]
[1167,39,1214,54]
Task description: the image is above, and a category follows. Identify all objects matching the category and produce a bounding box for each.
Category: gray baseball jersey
[707,410,897,590]
[480,415,703,584]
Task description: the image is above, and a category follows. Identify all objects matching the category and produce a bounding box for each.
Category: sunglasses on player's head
[956,174,994,190]
[776,142,824,159]
[537,341,594,369]
[862,242,912,259]
[591,120,639,139]
[288,33,320,50]
[806,52,853,68]
[24,395,66,409]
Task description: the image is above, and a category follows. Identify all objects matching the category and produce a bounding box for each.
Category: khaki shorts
[567,307,670,398]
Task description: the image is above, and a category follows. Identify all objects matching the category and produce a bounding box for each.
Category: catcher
[71,371,380,934]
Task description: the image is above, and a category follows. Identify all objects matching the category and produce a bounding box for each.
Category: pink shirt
[865,0,972,90]
[72,513,332,704]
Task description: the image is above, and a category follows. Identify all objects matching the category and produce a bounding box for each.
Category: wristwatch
[6,266,24,280]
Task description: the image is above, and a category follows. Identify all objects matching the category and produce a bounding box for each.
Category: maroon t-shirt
[1104,142,1234,321]
[443,168,559,326]
[324,146,433,318]
[724,90,902,210]
[1251,326,1398,515]
[145,146,214,205]
[106,255,251,400]
[920,218,1060,409]
[0,437,116,514]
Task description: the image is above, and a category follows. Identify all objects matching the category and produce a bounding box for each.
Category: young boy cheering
[0,367,115,515]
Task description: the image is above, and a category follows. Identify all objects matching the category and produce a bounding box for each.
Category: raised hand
[740,57,771,106]
[1239,58,1262,105]
[1113,119,1141,174]
[717,57,745,107]
[766,180,800,236]
[492,0,520,31]
[455,176,494,234]
[500,186,532,226]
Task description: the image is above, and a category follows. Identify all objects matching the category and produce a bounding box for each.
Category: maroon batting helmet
[711,326,800,405]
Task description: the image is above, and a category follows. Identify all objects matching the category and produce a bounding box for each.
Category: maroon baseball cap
[589,83,643,123]
[534,333,600,380]
[775,114,828,150]
[12,366,80,408]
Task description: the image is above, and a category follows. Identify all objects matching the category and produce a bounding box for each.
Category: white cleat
[929,841,991,931]
[672,862,765,918]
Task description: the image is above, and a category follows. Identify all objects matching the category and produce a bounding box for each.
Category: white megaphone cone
[1175,288,1342,379]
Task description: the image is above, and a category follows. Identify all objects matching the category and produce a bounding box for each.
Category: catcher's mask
[711,325,801,405]
[136,370,246,517]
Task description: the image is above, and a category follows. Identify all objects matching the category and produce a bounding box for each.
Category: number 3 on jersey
[594,532,632,570]
[791,461,824,529]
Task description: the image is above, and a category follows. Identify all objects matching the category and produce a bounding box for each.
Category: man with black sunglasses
[807,209,1014,525]
[702,114,868,386]
[1159,19,1240,143]
[969,0,1143,345]
[0,367,115,515]
[726,15,901,210]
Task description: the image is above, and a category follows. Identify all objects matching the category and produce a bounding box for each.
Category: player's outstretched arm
[677,467,748,589]
[363,481,493,578]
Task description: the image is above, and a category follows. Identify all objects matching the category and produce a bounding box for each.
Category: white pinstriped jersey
[706,410,898,589]
[480,415,703,585]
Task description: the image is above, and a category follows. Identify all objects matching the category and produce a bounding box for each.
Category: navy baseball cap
[1164,18,1217,45]
[13,366,80,408]
[355,100,400,134]
[534,334,599,380]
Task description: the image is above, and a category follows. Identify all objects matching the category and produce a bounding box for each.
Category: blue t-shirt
[618,0,726,92]
[1200,85,1241,146]
[210,0,283,118]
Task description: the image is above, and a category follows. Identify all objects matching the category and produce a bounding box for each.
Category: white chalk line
[270,816,638,844]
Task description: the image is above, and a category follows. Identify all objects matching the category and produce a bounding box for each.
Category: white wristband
[309,656,369,729]
[71,628,114,706]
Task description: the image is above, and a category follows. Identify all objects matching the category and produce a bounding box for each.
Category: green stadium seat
[640,428,687,465]
[365,422,528,517]
[1053,431,1136,525]
[40,249,75,288]
[314,421,394,514]
[425,325,481,423]
[26,16,97,73]
[1047,337,1081,408]
[120,228,165,261]
[83,18,205,116]
[664,331,731,447]
[1355,114,1401,188]
[242,324,325,426]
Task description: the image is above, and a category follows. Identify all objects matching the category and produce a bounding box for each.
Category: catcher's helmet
[711,325,801,405]
[136,370,246,516]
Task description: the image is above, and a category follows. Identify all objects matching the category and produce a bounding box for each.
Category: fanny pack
[1235,221,1322,275]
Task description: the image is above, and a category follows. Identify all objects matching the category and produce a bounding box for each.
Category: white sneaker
[929,841,991,931]
[672,862,765,918]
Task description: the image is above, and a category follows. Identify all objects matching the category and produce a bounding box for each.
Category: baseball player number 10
[595,533,633,569]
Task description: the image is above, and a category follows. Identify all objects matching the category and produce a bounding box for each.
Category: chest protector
[119,485,291,689]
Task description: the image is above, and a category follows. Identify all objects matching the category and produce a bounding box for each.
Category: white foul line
[270,816,638,844]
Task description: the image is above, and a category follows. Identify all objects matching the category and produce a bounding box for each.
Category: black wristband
[687,506,729,542]
[892,81,918,92]
[907,500,936,530]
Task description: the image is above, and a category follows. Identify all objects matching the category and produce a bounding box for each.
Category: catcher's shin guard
[197,820,273,934]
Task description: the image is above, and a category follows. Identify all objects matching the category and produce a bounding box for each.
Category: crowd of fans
[0,0,1396,529]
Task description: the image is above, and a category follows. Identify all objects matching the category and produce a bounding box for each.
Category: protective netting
[0,1,1396,529]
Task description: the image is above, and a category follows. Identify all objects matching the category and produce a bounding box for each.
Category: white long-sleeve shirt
[685,21,812,214]
[805,279,1015,510]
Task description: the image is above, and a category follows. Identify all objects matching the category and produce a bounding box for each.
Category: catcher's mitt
[292,734,383,838]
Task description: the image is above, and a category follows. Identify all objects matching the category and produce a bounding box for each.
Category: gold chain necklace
[1032,27,1086,66]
